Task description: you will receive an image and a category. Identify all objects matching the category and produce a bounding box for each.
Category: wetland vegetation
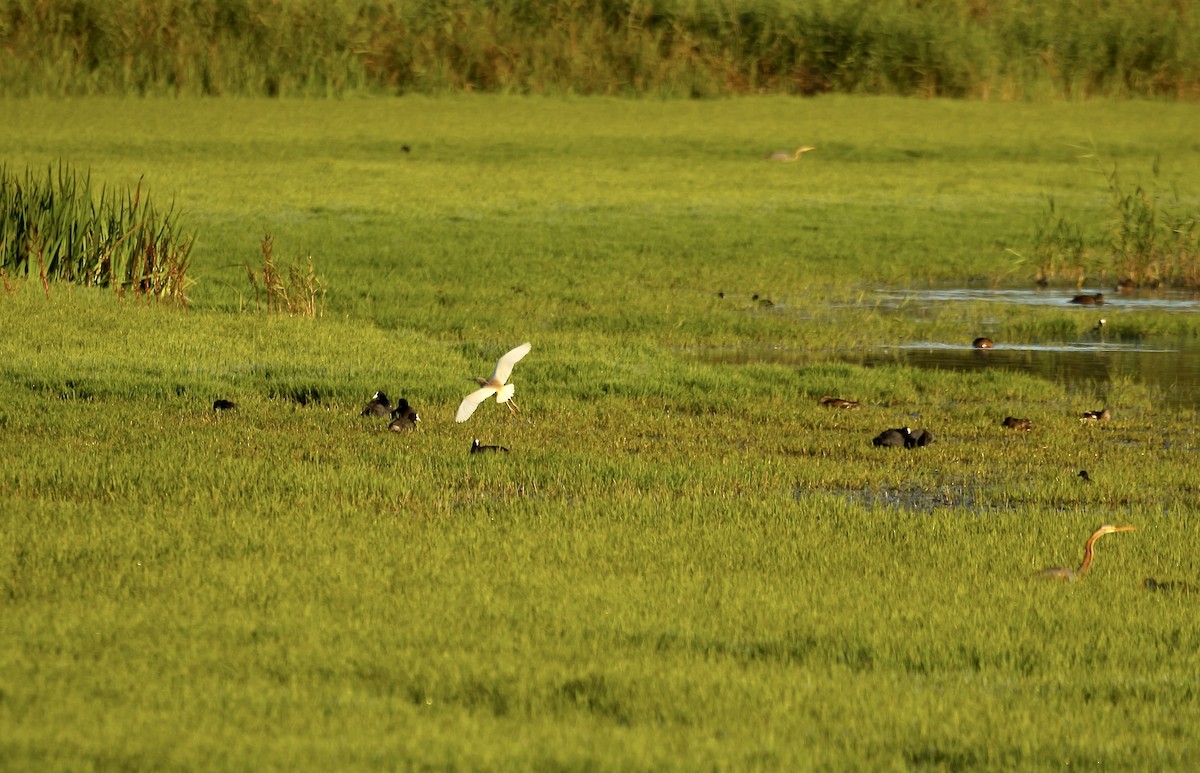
[2,95,1200,769]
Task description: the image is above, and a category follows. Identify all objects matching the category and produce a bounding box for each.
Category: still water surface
[709,287,1200,408]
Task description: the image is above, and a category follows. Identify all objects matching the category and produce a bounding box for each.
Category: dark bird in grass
[1143,578,1195,594]
[972,337,994,349]
[906,428,935,447]
[1036,524,1136,581]
[1002,416,1032,430]
[388,399,421,431]
[1078,470,1092,482]
[751,294,774,307]
[212,399,237,412]
[470,439,510,454]
[872,427,912,448]
[819,396,860,409]
[361,391,394,418]
[1070,293,1106,305]
[1081,407,1112,422]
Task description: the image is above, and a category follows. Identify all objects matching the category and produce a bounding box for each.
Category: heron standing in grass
[768,146,815,162]
[1036,524,1136,581]
[456,342,532,423]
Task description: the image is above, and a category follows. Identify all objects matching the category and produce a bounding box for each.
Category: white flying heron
[455,342,532,423]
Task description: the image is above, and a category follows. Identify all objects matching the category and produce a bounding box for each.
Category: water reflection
[873,287,1200,313]
[702,339,1200,409]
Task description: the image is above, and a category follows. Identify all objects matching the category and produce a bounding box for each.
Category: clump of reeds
[1105,161,1200,290]
[1031,197,1088,288]
[1028,159,1200,290]
[0,162,194,304]
[245,233,326,318]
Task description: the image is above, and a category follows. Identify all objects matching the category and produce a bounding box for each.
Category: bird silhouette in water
[973,337,994,349]
[456,342,532,422]
[470,439,509,454]
[1036,524,1136,581]
[767,146,816,162]
[388,399,421,431]
[1070,293,1106,305]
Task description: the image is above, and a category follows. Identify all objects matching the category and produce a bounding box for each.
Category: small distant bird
[388,399,421,431]
[1094,318,1107,333]
[1143,578,1195,594]
[872,427,912,448]
[1080,408,1112,422]
[1036,524,1136,581]
[470,438,509,454]
[751,294,774,307]
[768,146,816,162]
[1069,293,1106,305]
[1116,279,1137,294]
[819,396,860,409]
[212,399,237,412]
[361,391,394,418]
[456,342,532,423]
[972,337,994,349]
[401,144,411,153]
[1002,416,1032,430]
[1078,470,1092,482]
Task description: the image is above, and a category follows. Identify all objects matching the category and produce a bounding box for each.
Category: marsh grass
[0,162,194,304]
[244,233,325,317]
[2,97,1200,770]
[3,0,1200,99]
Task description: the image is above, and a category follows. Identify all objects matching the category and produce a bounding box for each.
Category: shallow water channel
[712,287,1200,409]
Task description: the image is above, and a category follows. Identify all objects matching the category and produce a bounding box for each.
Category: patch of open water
[706,287,1200,409]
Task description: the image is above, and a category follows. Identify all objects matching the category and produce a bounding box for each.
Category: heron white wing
[489,342,531,385]
[456,385,498,422]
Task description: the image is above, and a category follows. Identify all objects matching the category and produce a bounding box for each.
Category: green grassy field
[3,96,1200,770]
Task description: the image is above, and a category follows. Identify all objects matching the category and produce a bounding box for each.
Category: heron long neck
[1077,532,1105,576]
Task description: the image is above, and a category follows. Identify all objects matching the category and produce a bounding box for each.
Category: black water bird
[1069,293,1106,305]
[388,399,421,431]
[470,439,510,454]
[872,428,912,448]
[906,428,935,447]
[972,337,994,349]
[212,399,237,412]
[362,391,394,418]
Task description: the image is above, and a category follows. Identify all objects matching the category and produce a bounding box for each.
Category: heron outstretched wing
[456,385,498,423]
[489,342,531,385]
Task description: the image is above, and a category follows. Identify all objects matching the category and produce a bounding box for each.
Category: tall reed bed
[1,0,1198,99]
[0,163,194,304]
[1029,159,1200,289]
